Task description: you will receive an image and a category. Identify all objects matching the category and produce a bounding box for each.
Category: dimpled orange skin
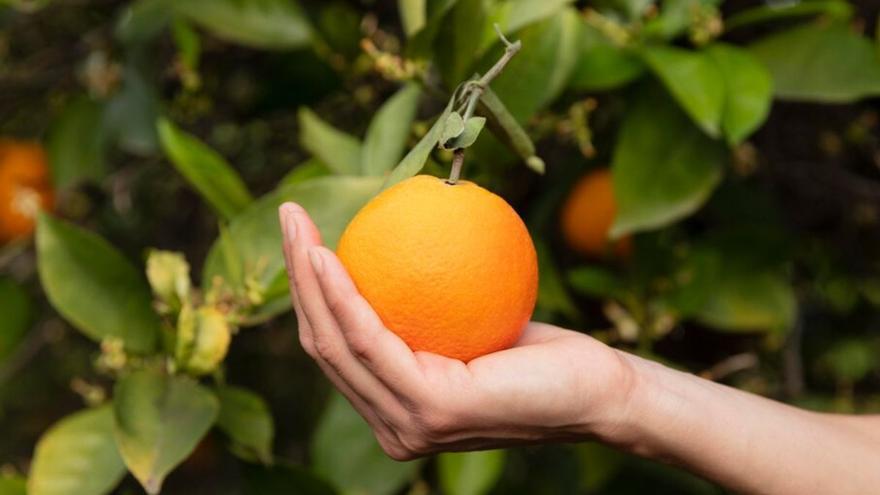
[0,140,54,243]
[560,168,631,259]
[336,175,538,362]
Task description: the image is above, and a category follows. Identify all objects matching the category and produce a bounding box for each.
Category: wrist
[592,351,748,464]
[570,345,649,446]
[587,350,686,456]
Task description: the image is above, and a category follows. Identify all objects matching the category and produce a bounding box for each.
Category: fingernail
[308,247,324,275]
[282,202,305,214]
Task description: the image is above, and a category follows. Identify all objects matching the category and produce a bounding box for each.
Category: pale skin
[279,202,880,495]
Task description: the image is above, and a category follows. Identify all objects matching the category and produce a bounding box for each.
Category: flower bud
[175,305,231,376]
[146,250,191,311]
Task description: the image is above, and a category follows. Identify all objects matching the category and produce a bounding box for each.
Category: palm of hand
[416,323,630,443]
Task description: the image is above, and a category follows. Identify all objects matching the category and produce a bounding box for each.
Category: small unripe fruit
[176,305,231,375]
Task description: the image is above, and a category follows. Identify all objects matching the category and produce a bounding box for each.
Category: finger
[280,205,403,441]
[316,359,398,440]
[288,209,410,421]
[281,204,371,415]
[309,246,426,399]
[279,203,315,355]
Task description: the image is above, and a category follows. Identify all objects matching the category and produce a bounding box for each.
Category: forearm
[825,414,880,444]
[599,352,880,495]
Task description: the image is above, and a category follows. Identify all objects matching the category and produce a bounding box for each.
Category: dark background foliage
[1,0,880,494]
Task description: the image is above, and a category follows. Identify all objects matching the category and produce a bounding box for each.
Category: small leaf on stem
[441,116,486,150]
[439,112,466,144]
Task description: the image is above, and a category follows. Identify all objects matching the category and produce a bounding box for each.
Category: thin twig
[447,149,465,184]
[446,24,521,184]
[700,353,759,381]
[461,25,521,122]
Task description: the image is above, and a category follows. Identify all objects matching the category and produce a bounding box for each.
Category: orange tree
[1,0,880,494]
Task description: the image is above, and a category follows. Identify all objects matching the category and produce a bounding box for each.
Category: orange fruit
[0,140,54,243]
[337,175,538,362]
[560,168,631,259]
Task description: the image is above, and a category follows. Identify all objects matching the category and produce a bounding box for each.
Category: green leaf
[113,369,219,494]
[821,339,878,383]
[640,45,724,137]
[439,112,466,145]
[382,93,456,189]
[28,406,126,495]
[438,450,506,495]
[362,83,422,176]
[36,215,159,353]
[874,22,880,57]
[399,0,427,37]
[569,24,644,91]
[529,158,546,175]
[279,159,332,186]
[201,176,382,313]
[244,463,336,495]
[115,0,172,45]
[312,393,421,495]
[0,277,31,362]
[501,0,574,33]
[47,96,107,188]
[316,2,362,57]
[665,241,796,333]
[173,0,312,50]
[477,87,544,172]
[493,0,576,37]
[725,0,852,32]
[298,108,363,176]
[441,116,486,150]
[216,223,245,292]
[104,61,161,156]
[695,270,795,333]
[215,385,274,464]
[474,8,581,122]
[405,0,460,58]
[706,43,773,145]
[597,0,653,21]
[749,22,880,102]
[610,85,725,237]
[157,118,253,219]
[435,0,488,87]
[642,0,719,41]
[172,18,201,71]
[0,475,25,495]
[535,241,579,321]
[817,276,860,314]
[568,266,626,300]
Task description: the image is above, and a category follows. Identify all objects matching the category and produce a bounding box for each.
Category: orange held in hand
[337,175,538,362]
[0,140,54,244]
[560,168,631,259]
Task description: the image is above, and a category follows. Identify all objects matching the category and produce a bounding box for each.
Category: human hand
[279,202,636,459]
